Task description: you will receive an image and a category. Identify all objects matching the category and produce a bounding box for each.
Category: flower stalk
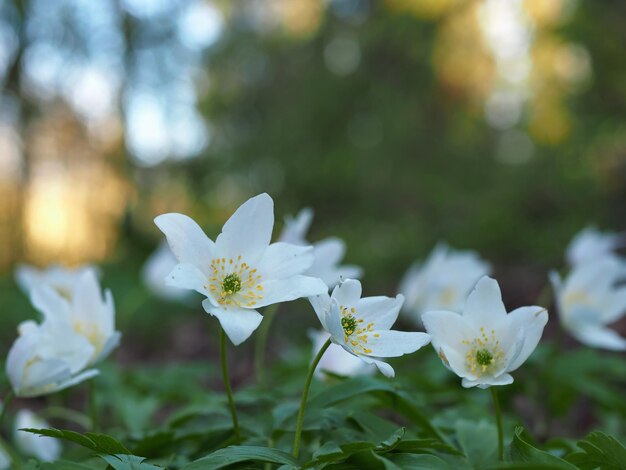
[220,327,241,443]
[292,338,332,459]
[0,390,14,430]
[490,387,504,461]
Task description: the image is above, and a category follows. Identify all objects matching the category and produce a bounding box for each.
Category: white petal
[355,295,404,331]
[47,369,99,396]
[462,373,513,389]
[506,306,548,372]
[30,286,71,323]
[15,264,39,294]
[253,275,327,308]
[308,293,332,330]
[364,330,430,358]
[154,213,214,273]
[257,242,315,279]
[279,208,313,245]
[331,279,362,308]
[312,238,345,266]
[325,300,345,342]
[202,300,263,346]
[166,263,210,297]
[95,332,122,363]
[6,333,40,394]
[602,288,626,324]
[463,276,507,327]
[360,356,395,378]
[569,325,626,351]
[422,310,477,352]
[439,344,469,378]
[214,193,274,265]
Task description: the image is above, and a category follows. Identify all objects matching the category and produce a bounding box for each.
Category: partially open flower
[310,279,430,378]
[566,226,625,266]
[399,244,491,324]
[31,270,120,365]
[15,264,98,302]
[551,255,626,351]
[155,193,327,345]
[7,317,98,397]
[423,276,548,389]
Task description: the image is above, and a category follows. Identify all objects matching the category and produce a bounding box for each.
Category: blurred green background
[1,0,625,362]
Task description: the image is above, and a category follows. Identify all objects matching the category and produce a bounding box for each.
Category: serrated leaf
[509,427,576,469]
[100,454,163,470]
[21,428,131,455]
[566,431,626,470]
[181,445,299,470]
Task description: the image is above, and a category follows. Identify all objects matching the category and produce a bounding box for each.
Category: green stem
[490,387,504,461]
[220,327,241,444]
[88,379,98,431]
[0,390,14,431]
[292,338,332,459]
[254,304,279,387]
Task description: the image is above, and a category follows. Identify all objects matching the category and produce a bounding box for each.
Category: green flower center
[475,348,493,366]
[221,273,242,295]
[341,315,358,336]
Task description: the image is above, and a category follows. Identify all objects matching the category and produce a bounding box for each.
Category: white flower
[6,317,98,397]
[309,279,431,378]
[309,329,375,378]
[31,270,120,365]
[15,264,98,301]
[155,193,328,346]
[566,226,625,266]
[551,256,626,351]
[15,410,61,461]
[399,244,491,323]
[279,208,362,288]
[422,276,548,389]
[142,242,192,301]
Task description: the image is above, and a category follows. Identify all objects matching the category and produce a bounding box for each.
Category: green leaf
[181,445,299,470]
[566,431,626,470]
[394,439,463,456]
[100,455,163,470]
[384,453,454,470]
[20,428,131,455]
[455,419,498,468]
[509,427,576,469]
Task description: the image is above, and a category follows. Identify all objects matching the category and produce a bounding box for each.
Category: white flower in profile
[279,208,362,288]
[309,330,375,378]
[422,276,548,389]
[399,244,491,324]
[566,226,625,266]
[15,264,98,301]
[31,270,121,365]
[309,279,431,378]
[6,317,98,397]
[15,410,61,461]
[155,193,328,345]
[142,242,192,301]
[551,255,626,351]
